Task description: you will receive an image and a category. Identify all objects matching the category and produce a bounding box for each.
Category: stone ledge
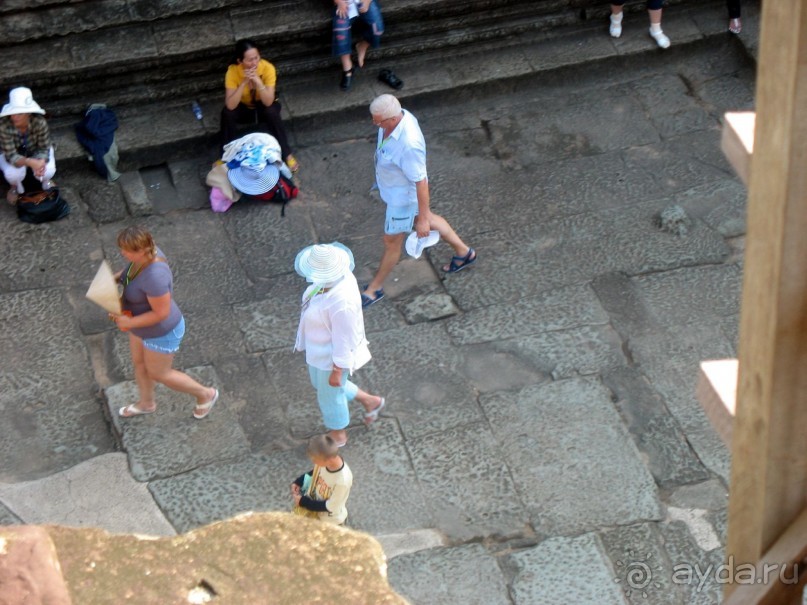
[0,513,407,605]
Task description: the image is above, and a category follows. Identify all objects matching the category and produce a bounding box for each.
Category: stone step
[47,0,742,173]
[2,0,710,121]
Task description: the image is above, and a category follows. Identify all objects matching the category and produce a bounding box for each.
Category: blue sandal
[444,248,477,273]
[361,288,384,308]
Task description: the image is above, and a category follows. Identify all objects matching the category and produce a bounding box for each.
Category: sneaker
[729,18,742,34]
[649,28,670,49]
[609,15,622,38]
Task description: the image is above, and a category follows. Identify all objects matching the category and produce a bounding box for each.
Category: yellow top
[224,59,277,108]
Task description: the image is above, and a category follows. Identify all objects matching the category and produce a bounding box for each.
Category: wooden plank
[725,0,807,599]
[697,359,738,447]
[723,508,807,605]
[721,112,755,186]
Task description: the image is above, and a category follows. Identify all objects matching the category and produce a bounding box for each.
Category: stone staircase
[0,0,722,171]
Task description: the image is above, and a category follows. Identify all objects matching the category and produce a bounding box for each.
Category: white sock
[650,23,662,34]
[611,12,623,24]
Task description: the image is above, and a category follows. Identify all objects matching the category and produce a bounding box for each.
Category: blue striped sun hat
[227,163,280,195]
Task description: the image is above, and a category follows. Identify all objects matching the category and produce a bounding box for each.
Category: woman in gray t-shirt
[111,226,220,419]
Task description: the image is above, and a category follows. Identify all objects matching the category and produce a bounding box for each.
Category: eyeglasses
[372,116,394,127]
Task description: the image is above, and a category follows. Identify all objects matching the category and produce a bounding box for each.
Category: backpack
[253,174,299,217]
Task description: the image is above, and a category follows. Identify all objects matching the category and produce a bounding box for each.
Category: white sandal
[193,389,219,419]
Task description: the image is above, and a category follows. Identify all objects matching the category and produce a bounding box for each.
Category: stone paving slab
[337,422,433,536]
[675,179,747,238]
[602,366,711,488]
[628,324,733,481]
[480,377,662,536]
[407,422,527,542]
[506,533,628,605]
[659,520,724,605]
[356,322,486,441]
[443,193,730,309]
[148,448,308,534]
[388,543,511,605]
[0,501,21,525]
[0,215,102,292]
[105,366,250,482]
[502,323,628,380]
[0,287,115,482]
[375,528,446,561]
[601,522,683,605]
[633,264,742,328]
[445,283,609,345]
[0,453,175,537]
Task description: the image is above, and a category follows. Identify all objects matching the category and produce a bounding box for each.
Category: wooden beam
[697,359,738,447]
[721,112,755,186]
[722,508,807,605]
[725,0,807,599]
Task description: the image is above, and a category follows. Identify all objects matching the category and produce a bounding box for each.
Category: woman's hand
[110,312,133,331]
[28,158,46,178]
[291,483,301,496]
[245,67,262,87]
[335,0,349,18]
[358,0,370,13]
[329,366,343,387]
[292,493,302,506]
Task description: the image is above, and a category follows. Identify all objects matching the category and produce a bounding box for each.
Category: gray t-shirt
[120,257,182,340]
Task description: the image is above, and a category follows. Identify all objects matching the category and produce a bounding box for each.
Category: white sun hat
[405,230,440,259]
[295,242,355,285]
[0,87,46,117]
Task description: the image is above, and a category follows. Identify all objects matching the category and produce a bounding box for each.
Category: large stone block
[507,533,627,605]
[389,544,511,605]
[46,513,407,604]
[480,377,663,535]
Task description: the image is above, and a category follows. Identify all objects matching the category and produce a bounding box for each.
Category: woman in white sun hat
[0,87,56,204]
[294,242,385,447]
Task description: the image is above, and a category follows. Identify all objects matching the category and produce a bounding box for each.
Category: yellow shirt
[224,59,277,108]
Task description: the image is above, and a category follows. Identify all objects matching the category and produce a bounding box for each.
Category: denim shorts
[332,1,385,57]
[384,202,418,235]
[142,317,186,354]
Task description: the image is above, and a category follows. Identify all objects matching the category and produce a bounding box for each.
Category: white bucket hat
[0,87,46,117]
[227,163,279,195]
[295,242,355,285]
[405,230,440,259]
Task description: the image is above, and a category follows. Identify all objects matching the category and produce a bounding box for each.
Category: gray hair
[369,94,401,120]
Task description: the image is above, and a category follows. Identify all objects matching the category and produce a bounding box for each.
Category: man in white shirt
[361,94,476,307]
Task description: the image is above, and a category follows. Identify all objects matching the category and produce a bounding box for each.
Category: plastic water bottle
[191,101,203,121]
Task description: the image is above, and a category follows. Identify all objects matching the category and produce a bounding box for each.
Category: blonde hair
[307,434,339,459]
[116,226,157,258]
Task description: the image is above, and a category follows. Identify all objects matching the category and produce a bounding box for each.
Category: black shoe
[340,69,354,91]
[378,68,403,90]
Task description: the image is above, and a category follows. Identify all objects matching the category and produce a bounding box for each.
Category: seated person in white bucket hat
[0,87,56,204]
[294,242,385,447]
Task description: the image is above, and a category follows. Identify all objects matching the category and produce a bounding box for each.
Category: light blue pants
[308,366,360,430]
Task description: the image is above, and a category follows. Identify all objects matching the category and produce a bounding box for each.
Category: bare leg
[363,232,405,297]
[340,54,353,72]
[130,334,157,411]
[356,40,370,68]
[142,348,216,405]
[648,8,662,25]
[353,388,383,415]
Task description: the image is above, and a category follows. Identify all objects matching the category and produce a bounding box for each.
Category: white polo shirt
[374,109,428,207]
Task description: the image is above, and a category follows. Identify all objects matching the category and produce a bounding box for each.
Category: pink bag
[209,187,233,213]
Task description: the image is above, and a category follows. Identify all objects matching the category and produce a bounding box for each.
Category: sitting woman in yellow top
[220,39,298,172]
